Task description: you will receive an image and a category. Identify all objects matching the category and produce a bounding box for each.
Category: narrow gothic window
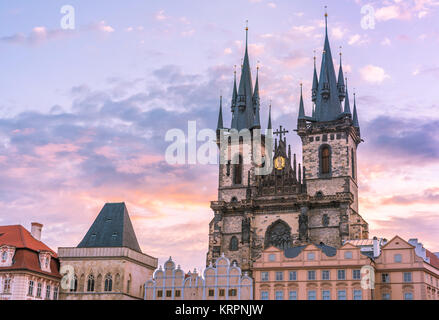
[87,275,95,292]
[104,274,113,292]
[70,275,78,292]
[351,148,355,180]
[233,155,243,184]
[226,160,231,176]
[321,146,331,174]
[229,236,239,251]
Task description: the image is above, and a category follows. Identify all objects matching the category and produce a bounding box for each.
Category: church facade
[207,15,369,274]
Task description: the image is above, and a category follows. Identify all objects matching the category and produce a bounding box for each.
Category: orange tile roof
[426,250,439,270]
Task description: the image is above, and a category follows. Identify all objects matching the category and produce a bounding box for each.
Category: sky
[0,0,439,272]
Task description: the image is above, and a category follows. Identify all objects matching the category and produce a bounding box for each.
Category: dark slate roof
[77,202,142,253]
[361,251,374,259]
[315,243,337,257]
[284,245,307,258]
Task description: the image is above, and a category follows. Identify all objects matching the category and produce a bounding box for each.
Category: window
[36,283,42,298]
[166,290,172,297]
[307,252,315,260]
[308,290,316,300]
[404,272,412,283]
[157,290,163,298]
[353,269,361,280]
[261,272,269,282]
[289,271,297,281]
[275,272,283,281]
[219,289,225,297]
[1,251,7,261]
[53,287,59,300]
[229,236,239,251]
[175,290,181,298]
[70,275,78,292]
[28,280,34,296]
[321,145,331,174]
[394,254,402,263]
[344,251,353,259]
[275,291,284,300]
[322,270,330,280]
[353,290,362,300]
[404,292,413,300]
[337,290,347,300]
[268,254,276,262]
[261,291,269,300]
[381,274,390,283]
[382,293,391,300]
[289,291,297,300]
[46,285,51,299]
[233,155,243,184]
[229,289,237,297]
[87,275,95,292]
[351,148,355,180]
[337,270,346,280]
[308,271,316,280]
[45,257,49,268]
[322,290,331,300]
[208,289,215,297]
[104,274,113,292]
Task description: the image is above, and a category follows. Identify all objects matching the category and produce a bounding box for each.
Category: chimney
[31,222,43,241]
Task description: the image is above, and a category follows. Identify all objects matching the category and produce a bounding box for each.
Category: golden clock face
[274,156,286,170]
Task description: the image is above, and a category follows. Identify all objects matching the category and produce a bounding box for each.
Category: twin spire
[297,10,360,134]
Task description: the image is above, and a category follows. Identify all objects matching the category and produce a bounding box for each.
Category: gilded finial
[245,20,248,31]
[234,64,237,74]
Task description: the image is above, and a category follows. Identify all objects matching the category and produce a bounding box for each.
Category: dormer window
[1,251,7,262]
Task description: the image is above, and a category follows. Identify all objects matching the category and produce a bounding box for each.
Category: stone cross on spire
[273,125,289,141]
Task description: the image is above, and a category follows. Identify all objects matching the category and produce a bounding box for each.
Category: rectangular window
[157,290,163,298]
[344,251,353,259]
[275,291,283,300]
[307,252,315,260]
[382,293,391,300]
[404,272,412,283]
[3,278,11,294]
[353,290,362,300]
[337,290,347,300]
[382,274,390,283]
[261,272,269,282]
[275,272,283,281]
[322,270,330,280]
[268,254,276,262]
[166,290,172,297]
[289,271,297,281]
[229,289,237,297]
[404,292,413,300]
[394,254,402,263]
[261,291,269,300]
[337,270,346,280]
[353,269,361,280]
[289,291,297,300]
[53,287,59,300]
[308,290,316,300]
[219,289,225,297]
[28,281,34,296]
[36,283,42,298]
[208,289,215,297]
[175,290,181,297]
[308,271,316,280]
[46,285,51,300]
[322,290,331,300]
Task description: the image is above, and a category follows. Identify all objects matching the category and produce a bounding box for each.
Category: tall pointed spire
[353,92,360,128]
[217,95,224,130]
[343,78,351,115]
[312,51,318,103]
[337,47,346,101]
[298,83,306,120]
[267,101,272,130]
[252,64,261,128]
[231,66,238,129]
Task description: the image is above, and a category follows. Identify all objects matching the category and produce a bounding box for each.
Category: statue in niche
[265,220,291,250]
[299,207,309,240]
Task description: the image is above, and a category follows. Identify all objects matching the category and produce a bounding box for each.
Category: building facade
[58,202,158,300]
[253,235,439,300]
[0,223,61,300]
[145,255,253,300]
[207,13,368,274]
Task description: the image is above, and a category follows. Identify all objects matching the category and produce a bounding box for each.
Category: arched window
[70,275,78,292]
[87,275,95,292]
[229,236,239,251]
[104,274,113,292]
[233,155,243,185]
[264,220,292,250]
[96,274,103,292]
[320,145,331,175]
[351,148,356,180]
[127,274,132,294]
[1,251,7,261]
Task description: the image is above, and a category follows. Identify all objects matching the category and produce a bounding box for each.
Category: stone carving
[264,220,291,250]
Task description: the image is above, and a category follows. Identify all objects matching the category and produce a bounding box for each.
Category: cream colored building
[58,202,157,300]
[145,255,253,300]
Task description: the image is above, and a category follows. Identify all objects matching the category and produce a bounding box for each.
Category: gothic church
[207,14,369,274]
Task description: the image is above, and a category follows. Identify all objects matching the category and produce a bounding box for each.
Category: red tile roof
[426,250,439,270]
[0,225,60,278]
